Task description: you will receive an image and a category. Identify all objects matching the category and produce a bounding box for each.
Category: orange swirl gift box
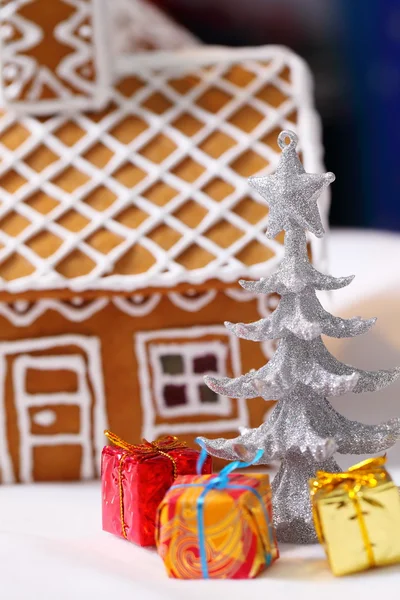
[156,449,279,579]
[310,456,400,576]
[101,431,212,546]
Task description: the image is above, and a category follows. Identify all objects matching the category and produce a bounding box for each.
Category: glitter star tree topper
[199,130,400,544]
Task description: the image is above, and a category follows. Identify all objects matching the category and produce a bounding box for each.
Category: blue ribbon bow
[170,439,273,578]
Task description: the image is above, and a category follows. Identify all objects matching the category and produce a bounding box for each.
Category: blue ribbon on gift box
[169,439,273,578]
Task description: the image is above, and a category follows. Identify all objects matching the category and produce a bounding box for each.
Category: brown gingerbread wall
[0,289,275,483]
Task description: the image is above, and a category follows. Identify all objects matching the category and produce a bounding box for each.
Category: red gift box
[101,431,212,546]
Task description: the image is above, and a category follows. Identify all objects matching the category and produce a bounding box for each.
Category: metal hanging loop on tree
[278,130,298,150]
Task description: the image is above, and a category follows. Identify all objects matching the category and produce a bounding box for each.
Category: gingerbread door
[0,335,107,483]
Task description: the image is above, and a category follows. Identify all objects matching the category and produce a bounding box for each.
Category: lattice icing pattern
[0,46,327,296]
[0,0,110,113]
[110,0,199,56]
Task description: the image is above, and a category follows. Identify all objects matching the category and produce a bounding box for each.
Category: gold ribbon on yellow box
[310,456,400,576]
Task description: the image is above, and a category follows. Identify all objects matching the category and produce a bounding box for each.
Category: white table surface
[1,228,400,600]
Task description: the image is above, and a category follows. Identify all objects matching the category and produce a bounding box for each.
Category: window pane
[199,384,219,404]
[160,354,183,375]
[163,384,187,407]
[193,353,218,374]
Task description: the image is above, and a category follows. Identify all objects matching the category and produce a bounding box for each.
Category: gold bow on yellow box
[310,456,400,576]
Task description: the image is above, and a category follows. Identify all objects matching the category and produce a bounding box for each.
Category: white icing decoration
[0,24,14,41]
[3,63,17,80]
[3,83,17,99]
[135,325,246,440]
[0,354,13,483]
[0,298,108,327]
[261,339,278,361]
[112,294,161,317]
[0,0,111,113]
[267,295,280,310]
[78,24,92,39]
[71,297,84,306]
[0,46,326,295]
[0,286,282,328]
[14,300,29,313]
[0,335,107,483]
[168,290,217,313]
[224,287,256,303]
[31,409,57,427]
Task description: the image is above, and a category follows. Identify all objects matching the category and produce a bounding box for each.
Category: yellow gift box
[310,456,400,576]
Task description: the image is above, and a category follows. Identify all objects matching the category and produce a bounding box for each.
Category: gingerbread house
[0,0,328,483]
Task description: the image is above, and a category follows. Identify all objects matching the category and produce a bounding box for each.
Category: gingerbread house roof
[0,46,327,298]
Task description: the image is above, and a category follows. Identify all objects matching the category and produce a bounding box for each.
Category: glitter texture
[198,130,400,544]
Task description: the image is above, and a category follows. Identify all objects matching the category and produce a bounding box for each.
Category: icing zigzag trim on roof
[0,0,111,113]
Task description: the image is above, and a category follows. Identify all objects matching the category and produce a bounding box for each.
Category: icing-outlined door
[0,335,107,483]
[14,354,93,482]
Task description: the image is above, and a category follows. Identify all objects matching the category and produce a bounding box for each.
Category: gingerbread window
[135,325,247,441]
[150,341,230,418]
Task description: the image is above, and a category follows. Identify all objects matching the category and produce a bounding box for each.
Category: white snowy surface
[1,228,400,599]
[326,229,400,468]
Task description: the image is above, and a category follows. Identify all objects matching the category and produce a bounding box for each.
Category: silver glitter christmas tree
[198,130,400,544]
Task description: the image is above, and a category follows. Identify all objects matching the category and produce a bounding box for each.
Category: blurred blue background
[154,0,400,230]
